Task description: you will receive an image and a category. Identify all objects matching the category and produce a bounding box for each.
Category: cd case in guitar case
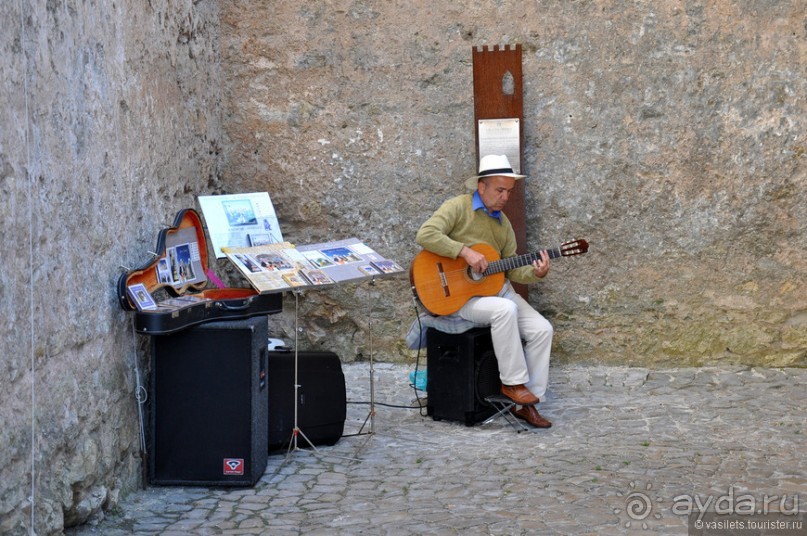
[116,208,282,335]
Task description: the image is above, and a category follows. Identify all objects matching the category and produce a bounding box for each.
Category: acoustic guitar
[409,239,589,316]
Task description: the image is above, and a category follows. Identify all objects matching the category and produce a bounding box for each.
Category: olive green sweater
[415,193,541,284]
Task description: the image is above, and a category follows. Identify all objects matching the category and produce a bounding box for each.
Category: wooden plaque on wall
[472,44,527,299]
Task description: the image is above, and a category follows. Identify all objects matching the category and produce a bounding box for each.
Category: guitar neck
[484,246,563,276]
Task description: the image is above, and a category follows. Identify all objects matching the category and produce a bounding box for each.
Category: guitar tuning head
[560,238,589,256]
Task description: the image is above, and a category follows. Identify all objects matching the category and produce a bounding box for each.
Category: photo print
[127,283,157,311]
[222,199,258,227]
[320,246,362,265]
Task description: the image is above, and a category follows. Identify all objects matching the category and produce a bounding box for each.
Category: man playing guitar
[415,154,553,428]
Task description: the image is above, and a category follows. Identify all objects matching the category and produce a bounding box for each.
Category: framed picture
[127,283,157,311]
[370,260,404,274]
[248,233,274,247]
[301,269,334,286]
[282,272,308,288]
[358,264,381,276]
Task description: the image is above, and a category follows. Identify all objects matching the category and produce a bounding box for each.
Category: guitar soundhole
[467,267,484,282]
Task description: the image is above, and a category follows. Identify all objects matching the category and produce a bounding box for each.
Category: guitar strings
[412,267,488,294]
[414,242,586,300]
[417,250,551,286]
[413,247,574,295]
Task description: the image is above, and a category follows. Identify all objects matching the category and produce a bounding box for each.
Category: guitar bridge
[436,262,450,297]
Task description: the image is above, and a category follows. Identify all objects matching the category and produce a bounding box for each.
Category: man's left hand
[532,250,550,278]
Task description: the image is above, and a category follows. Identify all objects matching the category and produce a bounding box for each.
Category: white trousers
[457,283,553,399]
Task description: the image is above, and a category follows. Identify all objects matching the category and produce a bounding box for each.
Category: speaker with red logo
[149,316,268,486]
[426,327,501,426]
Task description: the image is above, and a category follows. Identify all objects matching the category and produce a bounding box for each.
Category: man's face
[478,175,516,212]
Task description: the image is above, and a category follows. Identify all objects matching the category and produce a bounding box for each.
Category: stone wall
[220,1,806,368]
[1,0,805,534]
[0,0,223,534]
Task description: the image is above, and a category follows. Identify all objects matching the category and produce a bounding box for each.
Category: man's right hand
[459,245,488,274]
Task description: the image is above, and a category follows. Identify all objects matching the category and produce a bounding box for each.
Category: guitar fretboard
[484,247,563,276]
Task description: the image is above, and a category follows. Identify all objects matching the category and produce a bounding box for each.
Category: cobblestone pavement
[66,363,807,535]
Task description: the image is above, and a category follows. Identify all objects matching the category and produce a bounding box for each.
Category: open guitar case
[116,208,282,335]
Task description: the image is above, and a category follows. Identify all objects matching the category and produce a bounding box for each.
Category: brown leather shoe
[500,383,540,405]
[512,405,552,428]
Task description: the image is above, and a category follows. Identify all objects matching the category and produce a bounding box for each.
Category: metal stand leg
[285,290,319,458]
[283,290,361,464]
[355,277,376,436]
[482,395,533,433]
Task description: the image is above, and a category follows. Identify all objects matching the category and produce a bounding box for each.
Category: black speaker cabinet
[426,327,501,426]
[266,350,346,451]
[149,316,268,486]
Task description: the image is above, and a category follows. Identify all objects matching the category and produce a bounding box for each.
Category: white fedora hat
[464,154,526,190]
